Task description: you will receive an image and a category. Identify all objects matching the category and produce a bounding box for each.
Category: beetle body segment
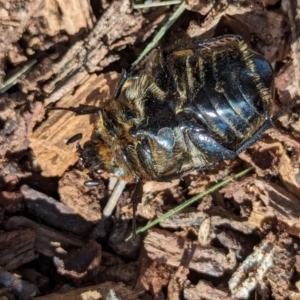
[83,35,275,182]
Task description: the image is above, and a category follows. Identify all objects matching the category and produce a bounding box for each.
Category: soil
[0,0,300,299]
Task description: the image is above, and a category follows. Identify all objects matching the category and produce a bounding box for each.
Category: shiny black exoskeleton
[51,34,295,226]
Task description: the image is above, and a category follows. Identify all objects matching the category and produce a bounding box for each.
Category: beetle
[50,34,296,228]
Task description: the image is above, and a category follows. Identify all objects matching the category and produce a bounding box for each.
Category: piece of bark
[135,248,174,295]
[238,142,285,178]
[58,169,104,222]
[248,201,277,233]
[0,161,30,188]
[184,280,229,300]
[208,207,257,235]
[0,0,43,67]
[21,184,94,235]
[275,61,298,105]
[33,282,140,300]
[281,0,300,98]
[185,0,215,15]
[17,268,49,289]
[5,216,85,257]
[260,0,279,5]
[229,232,276,299]
[54,240,102,283]
[167,266,189,300]
[229,232,295,299]
[30,72,118,177]
[101,262,137,284]
[219,175,257,205]
[216,229,258,260]
[136,180,180,220]
[0,93,37,157]
[255,180,300,237]
[159,211,208,230]
[290,291,300,300]
[187,4,288,62]
[266,233,295,300]
[278,149,300,198]
[0,289,16,300]
[101,251,125,268]
[0,266,39,299]
[144,229,237,277]
[0,229,37,271]
[28,0,95,37]
[0,190,23,213]
[19,0,146,100]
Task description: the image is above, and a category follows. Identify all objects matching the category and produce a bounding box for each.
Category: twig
[103,179,127,217]
[126,167,254,240]
[133,0,182,9]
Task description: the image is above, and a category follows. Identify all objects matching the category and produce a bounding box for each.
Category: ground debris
[108,221,142,260]
[101,262,137,285]
[208,206,257,235]
[159,210,207,230]
[184,280,229,300]
[30,72,118,177]
[228,232,276,299]
[53,240,102,283]
[255,179,300,237]
[0,266,39,299]
[1,0,300,298]
[135,249,174,296]
[144,228,237,277]
[0,228,37,271]
[0,0,43,71]
[0,93,38,157]
[21,185,95,235]
[58,169,104,222]
[167,266,190,300]
[33,281,140,300]
[19,0,158,103]
[5,216,84,257]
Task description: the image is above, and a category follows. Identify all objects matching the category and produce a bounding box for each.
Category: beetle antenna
[47,104,101,115]
[271,97,298,122]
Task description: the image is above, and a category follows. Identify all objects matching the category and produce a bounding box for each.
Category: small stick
[126,167,254,240]
[0,59,37,93]
[132,0,182,9]
[103,179,127,218]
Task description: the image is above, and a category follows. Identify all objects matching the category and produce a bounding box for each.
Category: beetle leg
[181,121,237,162]
[131,177,143,235]
[236,98,297,155]
[114,68,141,99]
[47,104,100,115]
[66,133,83,145]
[114,69,129,99]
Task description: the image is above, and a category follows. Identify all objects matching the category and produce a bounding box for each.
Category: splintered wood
[1,0,300,299]
[30,73,118,177]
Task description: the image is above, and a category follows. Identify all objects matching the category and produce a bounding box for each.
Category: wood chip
[54,240,102,282]
[33,281,140,300]
[144,229,237,277]
[21,185,94,235]
[0,229,37,271]
[5,216,85,257]
[0,266,39,299]
[184,280,229,300]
